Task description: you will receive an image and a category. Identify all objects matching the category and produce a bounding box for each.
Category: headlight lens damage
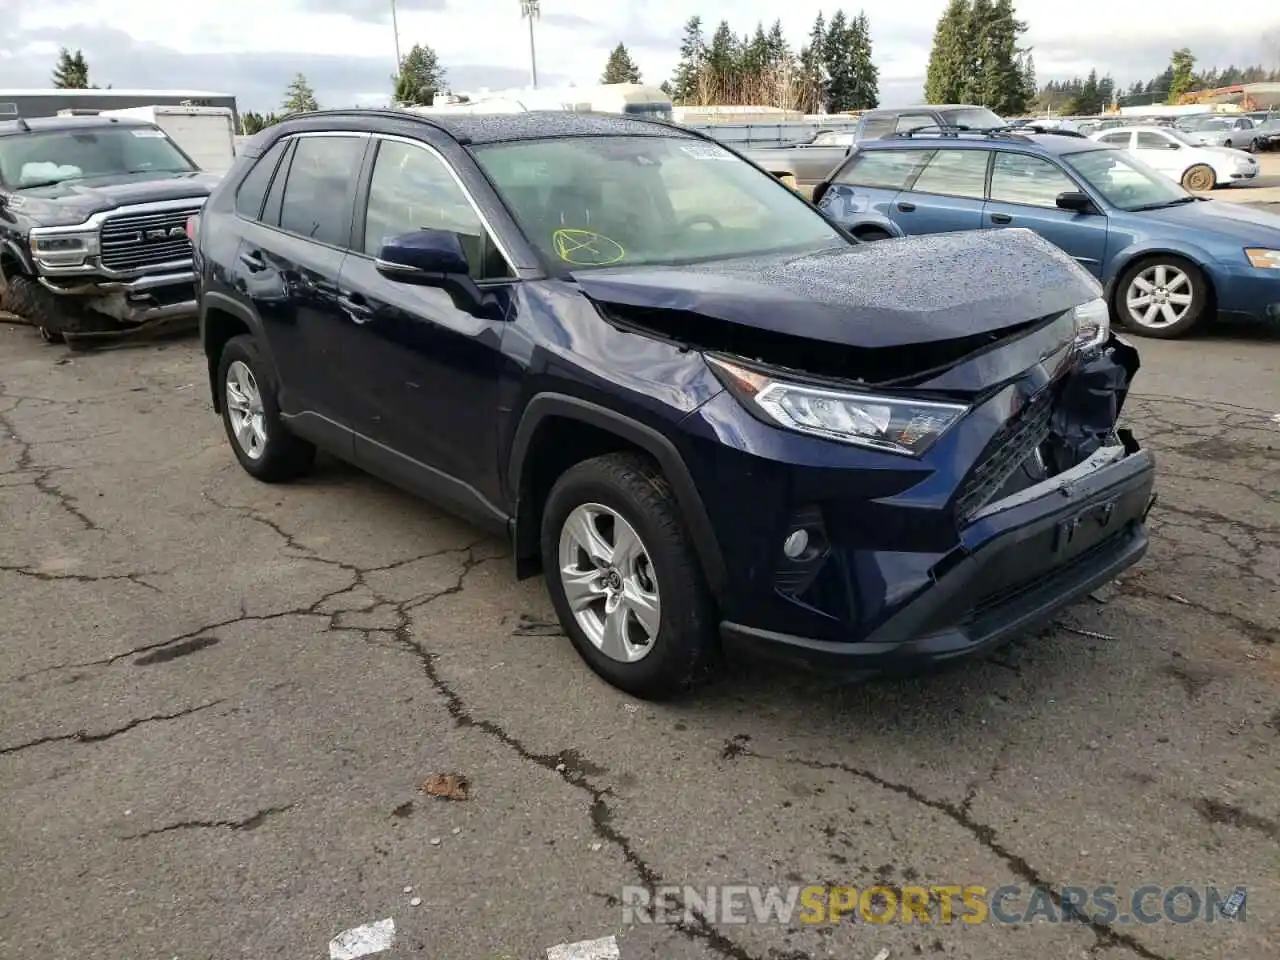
[1072,297,1110,352]
[1245,248,1280,270]
[707,356,968,456]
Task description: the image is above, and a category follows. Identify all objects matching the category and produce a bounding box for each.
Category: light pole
[520,0,540,88]
[391,0,402,74]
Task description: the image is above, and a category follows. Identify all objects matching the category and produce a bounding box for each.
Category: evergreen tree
[1017,51,1037,111]
[51,48,91,89]
[924,0,972,104]
[281,73,319,114]
[844,12,880,111]
[973,0,1028,114]
[705,20,740,102]
[392,44,446,106]
[670,16,706,104]
[822,11,853,111]
[798,12,828,113]
[601,43,642,84]
[1167,48,1197,102]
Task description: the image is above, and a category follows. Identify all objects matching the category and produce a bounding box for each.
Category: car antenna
[0,102,30,131]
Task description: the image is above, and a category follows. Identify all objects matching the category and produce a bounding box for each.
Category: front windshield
[0,126,196,188]
[939,107,1005,129]
[1062,148,1191,211]
[472,135,845,270]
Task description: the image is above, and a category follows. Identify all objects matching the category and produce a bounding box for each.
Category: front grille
[99,206,201,273]
[954,388,1055,521]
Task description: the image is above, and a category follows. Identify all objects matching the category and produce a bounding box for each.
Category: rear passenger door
[983,151,1109,277]
[890,147,990,235]
[818,148,930,227]
[232,132,369,434]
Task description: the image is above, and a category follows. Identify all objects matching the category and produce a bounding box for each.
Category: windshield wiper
[1129,196,1197,212]
[14,177,86,190]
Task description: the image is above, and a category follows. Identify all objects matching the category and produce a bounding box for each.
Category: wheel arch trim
[200,291,276,413]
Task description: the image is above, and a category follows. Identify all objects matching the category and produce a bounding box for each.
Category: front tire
[5,275,72,341]
[1113,256,1209,339]
[216,334,315,482]
[1181,164,1216,191]
[540,452,718,700]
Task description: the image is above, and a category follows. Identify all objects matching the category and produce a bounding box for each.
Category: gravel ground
[0,309,1277,960]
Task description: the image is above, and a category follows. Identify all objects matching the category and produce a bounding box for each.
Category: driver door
[1130,129,1185,179]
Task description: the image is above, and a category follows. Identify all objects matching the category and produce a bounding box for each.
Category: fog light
[782,529,810,559]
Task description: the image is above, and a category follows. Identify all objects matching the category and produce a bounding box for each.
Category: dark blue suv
[192,109,1156,699]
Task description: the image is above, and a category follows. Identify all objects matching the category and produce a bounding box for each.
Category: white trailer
[97,104,237,174]
[414,83,673,121]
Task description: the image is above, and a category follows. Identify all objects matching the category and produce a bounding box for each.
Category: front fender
[1102,239,1218,295]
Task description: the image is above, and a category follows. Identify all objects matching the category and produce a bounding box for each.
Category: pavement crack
[728,748,1174,960]
[1192,797,1279,843]
[0,564,163,593]
[121,803,295,840]
[0,386,101,531]
[0,700,226,756]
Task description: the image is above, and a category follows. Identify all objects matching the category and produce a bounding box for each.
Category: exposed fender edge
[200,291,277,413]
[0,240,35,285]
[506,393,728,602]
[845,215,904,239]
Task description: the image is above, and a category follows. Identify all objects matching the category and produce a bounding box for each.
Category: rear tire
[1181,164,1216,191]
[1113,255,1209,339]
[216,334,315,482]
[540,452,718,700]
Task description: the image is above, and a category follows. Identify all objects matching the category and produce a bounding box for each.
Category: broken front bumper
[40,269,198,326]
[720,441,1156,675]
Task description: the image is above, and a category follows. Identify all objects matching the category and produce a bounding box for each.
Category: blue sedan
[813,131,1280,338]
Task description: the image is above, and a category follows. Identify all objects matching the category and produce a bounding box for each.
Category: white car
[1089,125,1259,191]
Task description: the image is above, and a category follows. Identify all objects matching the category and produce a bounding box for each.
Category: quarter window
[834,149,931,190]
[363,139,512,280]
[234,139,288,220]
[989,153,1077,208]
[910,149,988,199]
[1098,132,1130,146]
[278,135,365,247]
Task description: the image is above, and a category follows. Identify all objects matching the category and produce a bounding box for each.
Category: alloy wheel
[1125,264,1193,330]
[224,360,268,460]
[557,502,661,663]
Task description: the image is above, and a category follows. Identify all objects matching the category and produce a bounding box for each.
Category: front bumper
[721,443,1155,676]
[39,269,198,325]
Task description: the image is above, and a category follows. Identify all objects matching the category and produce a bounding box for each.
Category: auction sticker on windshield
[680,142,735,161]
[130,129,168,138]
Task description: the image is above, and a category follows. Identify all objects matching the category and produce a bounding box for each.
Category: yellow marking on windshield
[552,229,626,266]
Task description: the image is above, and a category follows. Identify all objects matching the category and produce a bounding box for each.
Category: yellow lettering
[901,886,931,923]
[829,886,859,923]
[860,886,898,924]
[933,885,962,923]
[962,886,988,924]
[798,886,826,925]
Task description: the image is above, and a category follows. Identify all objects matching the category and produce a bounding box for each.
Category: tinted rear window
[835,149,931,190]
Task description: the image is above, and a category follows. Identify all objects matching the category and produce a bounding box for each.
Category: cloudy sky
[0,0,1276,113]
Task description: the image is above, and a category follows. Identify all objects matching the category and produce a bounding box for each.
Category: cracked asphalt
[0,319,1277,960]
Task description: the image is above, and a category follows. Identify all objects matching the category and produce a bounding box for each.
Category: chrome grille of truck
[99,206,201,272]
[955,388,1055,521]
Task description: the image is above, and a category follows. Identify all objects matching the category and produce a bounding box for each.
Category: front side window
[278,135,365,247]
[859,115,895,139]
[909,148,989,199]
[0,125,196,188]
[989,152,1077,208]
[834,149,931,190]
[1136,131,1175,150]
[363,139,511,280]
[1062,148,1190,211]
[1098,132,1131,146]
[472,135,845,271]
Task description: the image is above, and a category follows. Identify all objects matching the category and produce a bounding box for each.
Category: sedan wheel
[1116,258,1207,339]
[1181,164,1215,191]
[557,502,661,664]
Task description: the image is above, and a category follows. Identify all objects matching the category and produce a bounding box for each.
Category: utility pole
[520,0,540,88]
[391,0,402,75]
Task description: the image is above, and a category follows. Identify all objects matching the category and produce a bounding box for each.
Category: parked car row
[186,108,1157,698]
[814,127,1280,339]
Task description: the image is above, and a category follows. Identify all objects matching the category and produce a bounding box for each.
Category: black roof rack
[882,123,1088,142]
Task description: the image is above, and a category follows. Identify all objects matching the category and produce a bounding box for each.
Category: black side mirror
[1056,191,1095,214]
[375,228,483,313]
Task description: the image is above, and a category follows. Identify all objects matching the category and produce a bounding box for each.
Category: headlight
[29,230,98,265]
[706,355,968,456]
[1073,297,1110,352]
[1245,248,1280,270]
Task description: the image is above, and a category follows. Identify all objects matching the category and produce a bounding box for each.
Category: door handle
[337,293,374,324]
[990,213,1013,224]
[896,201,916,212]
[238,249,266,271]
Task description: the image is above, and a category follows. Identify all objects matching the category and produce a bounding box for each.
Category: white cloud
[2,0,1277,110]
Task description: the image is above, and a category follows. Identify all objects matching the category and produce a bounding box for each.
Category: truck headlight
[1245,248,1280,270]
[706,355,968,456]
[29,230,99,266]
[1073,297,1110,352]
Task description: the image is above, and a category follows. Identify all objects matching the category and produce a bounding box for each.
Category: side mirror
[1056,191,1095,214]
[1166,142,1181,150]
[375,228,483,313]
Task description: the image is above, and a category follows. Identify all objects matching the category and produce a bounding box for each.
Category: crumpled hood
[573,228,1101,349]
[10,171,217,224]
